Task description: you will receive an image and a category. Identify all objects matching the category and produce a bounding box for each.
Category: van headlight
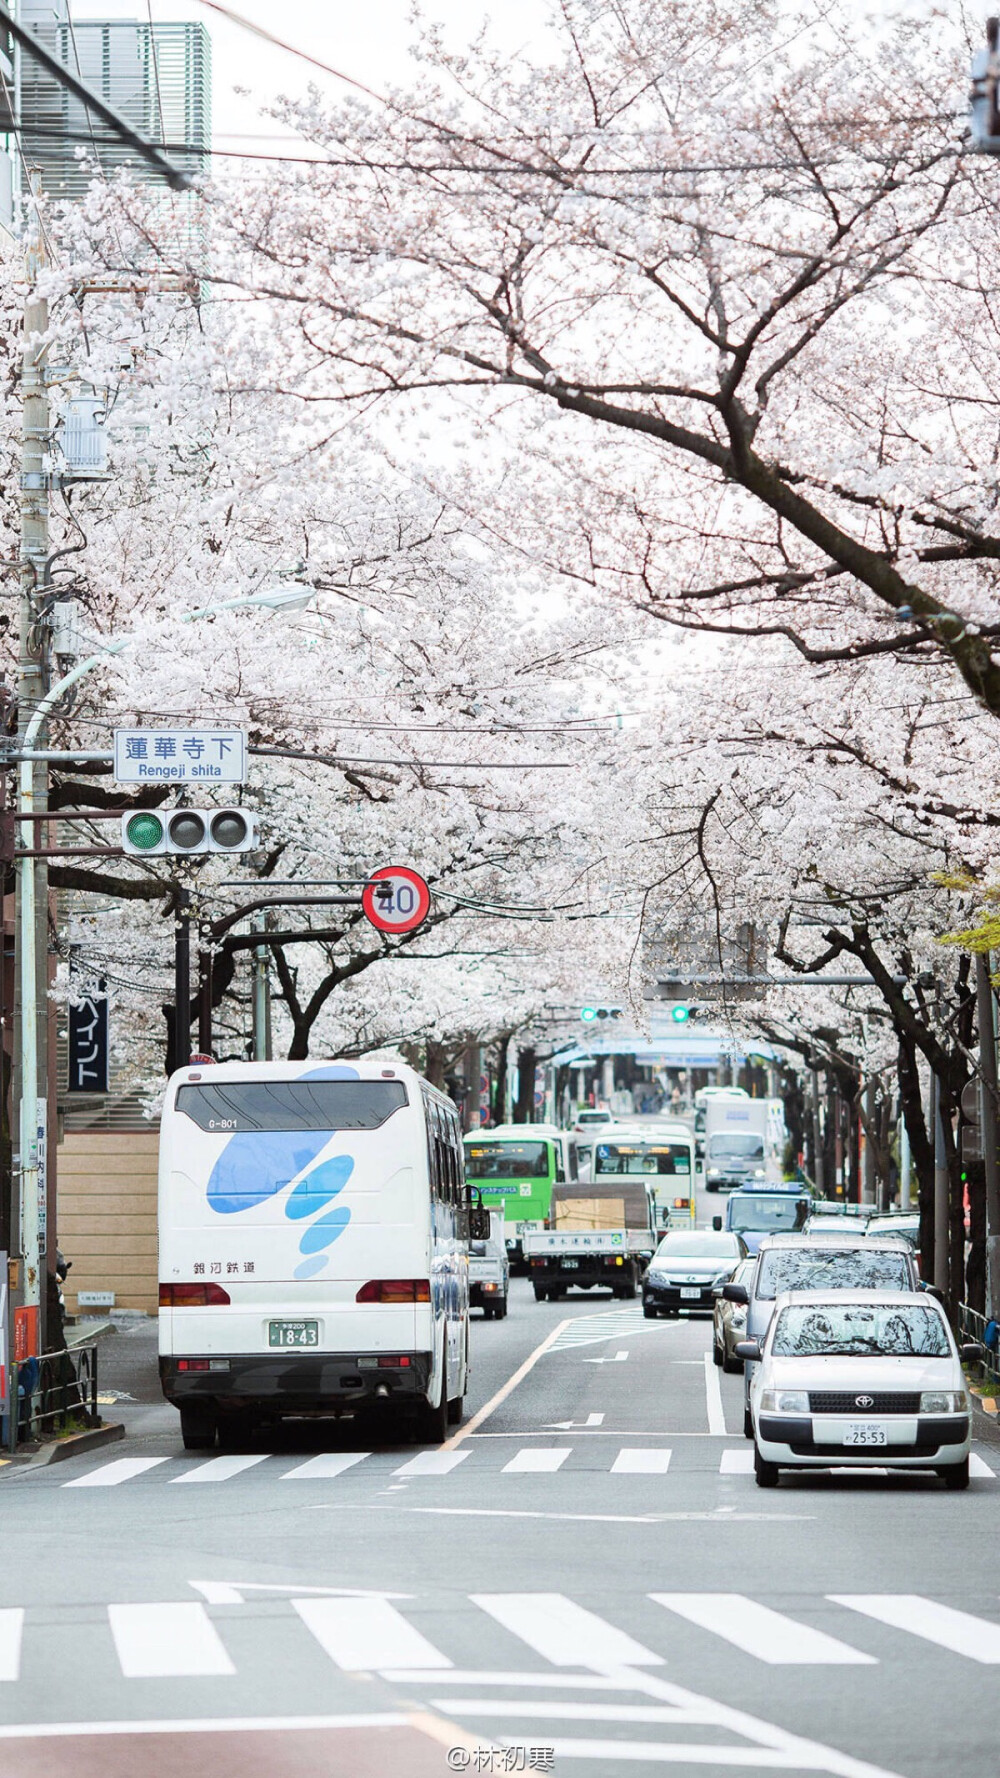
[760,1390,809,1414]
[919,1391,968,1413]
[731,1310,746,1330]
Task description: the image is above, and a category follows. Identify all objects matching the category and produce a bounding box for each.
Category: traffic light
[121,807,258,857]
[670,1004,690,1023]
[580,1007,622,1022]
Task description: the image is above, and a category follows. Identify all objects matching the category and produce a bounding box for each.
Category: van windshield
[773,1302,950,1358]
[757,1248,911,1301]
[176,1080,407,1133]
[728,1194,809,1234]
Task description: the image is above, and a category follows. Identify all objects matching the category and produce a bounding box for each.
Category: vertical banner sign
[13,1306,37,1363]
[36,1104,47,1246]
[0,1252,7,1410]
[68,984,110,1093]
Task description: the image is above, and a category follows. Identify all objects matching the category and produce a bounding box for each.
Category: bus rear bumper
[159,1351,432,1413]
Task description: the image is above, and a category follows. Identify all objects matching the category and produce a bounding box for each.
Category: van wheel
[712,1334,724,1366]
[754,1444,779,1488]
[179,1404,217,1451]
[723,1351,744,1375]
[941,1458,970,1490]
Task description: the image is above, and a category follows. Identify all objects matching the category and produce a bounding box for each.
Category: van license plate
[843,1423,887,1446]
[268,1320,319,1348]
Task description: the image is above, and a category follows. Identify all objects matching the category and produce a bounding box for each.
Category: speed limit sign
[362,865,431,935]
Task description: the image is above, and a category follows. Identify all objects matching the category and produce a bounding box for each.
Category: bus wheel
[179,1403,217,1451]
[418,1365,449,1444]
[447,1389,463,1426]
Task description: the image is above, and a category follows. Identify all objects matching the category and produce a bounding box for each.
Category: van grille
[808,1392,921,1415]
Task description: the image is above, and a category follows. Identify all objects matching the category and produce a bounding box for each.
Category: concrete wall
[57,1130,158,1315]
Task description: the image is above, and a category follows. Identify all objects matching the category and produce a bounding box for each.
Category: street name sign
[114,728,247,784]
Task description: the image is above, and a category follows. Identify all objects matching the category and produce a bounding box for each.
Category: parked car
[866,1213,921,1274]
[712,1256,755,1372]
[469,1211,510,1319]
[739,1290,978,1489]
[642,1229,747,1318]
[722,1231,921,1439]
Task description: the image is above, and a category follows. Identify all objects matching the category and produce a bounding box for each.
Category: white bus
[591,1121,697,1233]
[158,1059,484,1450]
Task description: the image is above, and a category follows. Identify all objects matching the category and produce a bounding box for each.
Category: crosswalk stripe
[438,1700,686,1723]
[502,1449,570,1474]
[611,1449,672,1474]
[281,1453,370,1481]
[0,1611,23,1682]
[651,1594,876,1665]
[471,1593,664,1668]
[292,1596,452,1670]
[108,1603,235,1678]
[170,1455,271,1484]
[63,1458,170,1488]
[719,1450,754,1474]
[830,1595,1000,1663]
[970,1453,995,1478]
[394,1451,470,1477]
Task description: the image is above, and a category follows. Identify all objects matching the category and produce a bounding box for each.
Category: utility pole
[976,953,1000,1318]
[251,910,271,1061]
[173,888,191,1070]
[933,1074,949,1295]
[862,1081,877,1206]
[13,168,51,1350]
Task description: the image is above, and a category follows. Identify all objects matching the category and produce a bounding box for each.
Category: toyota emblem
[855,1394,875,1408]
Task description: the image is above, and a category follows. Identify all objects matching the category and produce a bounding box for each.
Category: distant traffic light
[121,807,257,856]
[670,1004,691,1023]
[580,1006,622,1023]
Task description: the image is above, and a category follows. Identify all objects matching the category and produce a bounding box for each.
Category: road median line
[444,1319,571,1450]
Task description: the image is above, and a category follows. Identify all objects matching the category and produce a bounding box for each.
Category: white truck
[703,1095,787,1191]
[523,1182,657,1301]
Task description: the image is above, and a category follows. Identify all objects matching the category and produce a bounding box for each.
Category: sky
[70,0,552,163]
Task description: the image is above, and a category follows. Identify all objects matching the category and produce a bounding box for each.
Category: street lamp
[15,584,317,1324]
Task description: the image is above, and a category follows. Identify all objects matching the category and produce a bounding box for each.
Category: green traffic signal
[125,811,165,852]
[671,1004,690,1023]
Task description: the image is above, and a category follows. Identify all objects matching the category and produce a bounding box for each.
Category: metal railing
[959,1303,1000,1391]
[4,1341,99,1454]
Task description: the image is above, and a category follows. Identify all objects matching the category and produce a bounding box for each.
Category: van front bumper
[756,1411,971,1467]
[160,1351,432,1412]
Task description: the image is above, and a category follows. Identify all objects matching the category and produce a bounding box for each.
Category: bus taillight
[159,1282,232,1307]
[356,1279,431,1303]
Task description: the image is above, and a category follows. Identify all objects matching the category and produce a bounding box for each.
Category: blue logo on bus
[206,1065,358,1280]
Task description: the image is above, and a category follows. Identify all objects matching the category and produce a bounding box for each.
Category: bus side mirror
[467,1187,491,1243]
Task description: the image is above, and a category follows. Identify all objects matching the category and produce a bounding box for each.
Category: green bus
[463,1124,579,1268]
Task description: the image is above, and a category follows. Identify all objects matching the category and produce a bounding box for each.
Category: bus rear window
[596,1145,690,1176]
[176,1080,408,1133]
[466,1142,549,1179]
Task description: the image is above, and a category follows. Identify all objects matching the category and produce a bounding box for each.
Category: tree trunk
[965,1156,986,1316]
[424,1040,448,1090]
[897,1038,935,1283]
[492,1033,511,1125]
[513,1047,536,1124]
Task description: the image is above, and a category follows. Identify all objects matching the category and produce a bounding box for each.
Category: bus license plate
[843,1423,887,1446]
[268,1319,319,1349]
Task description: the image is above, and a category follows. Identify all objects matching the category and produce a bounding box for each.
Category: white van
[158,1058,482,1449]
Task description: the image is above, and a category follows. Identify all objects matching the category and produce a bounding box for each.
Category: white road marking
[544,1413,606,1429]
[0,1610,23,1681]
[393,1451,470,1477]
[651,1594,875,1665]
[445,1317,570,1447]
[720,1449,754,1474]
[970,1453,995,1478]
[612,1449,673,1474]
[390,1670,632,1687]
[583,1351,629,1365]
[63,1457,170,1488]
[703,1351,726,1436]
[471,1593,664,1668]
[170,1455,271,1484]
[281,1452,370,1480]
[0,1714,409,1740]
[188,1581,411,1604]
[830,1595,1000,1663]
[108,1603,235,1678]
[439,1701,690,1723]
[502,1448,570,1473]
[292,1595,452,1670]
